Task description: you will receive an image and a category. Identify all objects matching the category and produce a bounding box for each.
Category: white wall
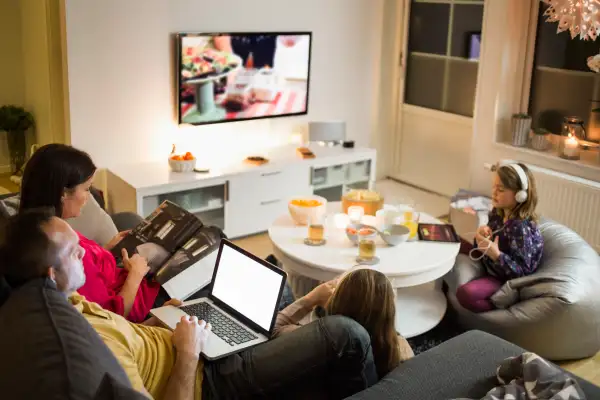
[64,0,384,169]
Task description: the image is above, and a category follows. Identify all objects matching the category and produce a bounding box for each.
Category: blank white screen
[211,244,283,331]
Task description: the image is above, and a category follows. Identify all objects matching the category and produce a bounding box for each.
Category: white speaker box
[308,121,346,143]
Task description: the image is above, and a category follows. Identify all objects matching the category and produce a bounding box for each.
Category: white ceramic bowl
[168,157,196,173]
[380,224,410,246]
[345,223,378,245]
[288,196,327,225]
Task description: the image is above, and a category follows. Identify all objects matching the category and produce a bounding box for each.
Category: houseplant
[0,105,34,173]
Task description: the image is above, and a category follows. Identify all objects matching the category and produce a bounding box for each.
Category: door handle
[260,199,281,206]
[261,171,282,177]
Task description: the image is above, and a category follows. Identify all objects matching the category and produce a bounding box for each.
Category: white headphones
[500,162,529,203]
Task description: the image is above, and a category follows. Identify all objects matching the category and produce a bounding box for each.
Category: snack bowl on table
[345,224,378,246]
[168,157,196,173]
[379,224,410,246]
[288,196,327,225]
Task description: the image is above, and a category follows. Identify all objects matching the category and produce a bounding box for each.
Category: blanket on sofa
[457,352,585,400]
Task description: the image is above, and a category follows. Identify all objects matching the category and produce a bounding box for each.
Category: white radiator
[488,161,600,253]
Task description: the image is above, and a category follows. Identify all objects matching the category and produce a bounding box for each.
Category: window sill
[494,140,600,176]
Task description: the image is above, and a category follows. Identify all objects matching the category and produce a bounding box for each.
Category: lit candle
[333,213,350,229]
[348,206,364,223]
[562,134,580,159]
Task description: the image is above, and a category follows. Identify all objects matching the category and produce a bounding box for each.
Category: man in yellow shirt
[1,209,378,399]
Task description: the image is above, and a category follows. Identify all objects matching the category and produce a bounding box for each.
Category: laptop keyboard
[179,302,258,347]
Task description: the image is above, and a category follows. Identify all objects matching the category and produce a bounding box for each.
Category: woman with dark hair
[19,144,166,322]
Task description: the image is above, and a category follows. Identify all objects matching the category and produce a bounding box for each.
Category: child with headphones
[456,162,544,313]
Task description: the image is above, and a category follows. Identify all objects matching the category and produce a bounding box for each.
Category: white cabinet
[106,145,376,239]
[225,164,311,237]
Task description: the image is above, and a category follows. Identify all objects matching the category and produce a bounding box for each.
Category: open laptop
[150,239,287,360]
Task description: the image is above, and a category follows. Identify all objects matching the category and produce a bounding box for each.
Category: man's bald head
[0,209,85,292]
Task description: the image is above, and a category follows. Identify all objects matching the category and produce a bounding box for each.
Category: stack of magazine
[111,200,224,300]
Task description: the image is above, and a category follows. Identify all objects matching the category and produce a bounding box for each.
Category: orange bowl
[288,196,327,225]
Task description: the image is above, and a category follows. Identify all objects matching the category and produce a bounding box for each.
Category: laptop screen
[211,243,284,332]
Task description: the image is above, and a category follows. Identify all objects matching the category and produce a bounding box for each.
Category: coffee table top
[268,202,460,281]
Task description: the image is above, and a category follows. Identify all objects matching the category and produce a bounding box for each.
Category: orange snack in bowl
[290,199,322,207]
[183,152,194,160]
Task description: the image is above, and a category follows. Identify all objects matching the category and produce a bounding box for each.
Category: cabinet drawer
[226,196,287,238]
[251,166,310,201]
[347,160,371,183]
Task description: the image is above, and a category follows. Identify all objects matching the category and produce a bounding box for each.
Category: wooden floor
[233,180,600,387]
[559,353,600,386]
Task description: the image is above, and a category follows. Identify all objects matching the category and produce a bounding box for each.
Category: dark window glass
[529,3,600,138]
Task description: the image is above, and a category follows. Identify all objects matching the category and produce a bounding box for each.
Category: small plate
[356,256,380,265]
[304,238,326,246]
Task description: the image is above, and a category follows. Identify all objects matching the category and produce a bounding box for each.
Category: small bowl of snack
[346,224,378,245]
[169,151,196,173]
[288,196,327,225]
[380,224,410,246]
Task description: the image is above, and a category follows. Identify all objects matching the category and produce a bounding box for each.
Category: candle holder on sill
[559,134,581,160]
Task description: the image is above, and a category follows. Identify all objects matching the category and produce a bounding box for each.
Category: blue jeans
[202,315,378,399]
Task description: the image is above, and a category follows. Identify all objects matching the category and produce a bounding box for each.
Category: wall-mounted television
[176,32,312,126]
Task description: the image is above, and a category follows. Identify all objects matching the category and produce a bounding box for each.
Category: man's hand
[306,279,337,308]
[104,230,131,250]
[121,248,150,278]
[172,316,211,359]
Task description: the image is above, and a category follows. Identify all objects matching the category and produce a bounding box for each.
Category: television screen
[176,32,312,126]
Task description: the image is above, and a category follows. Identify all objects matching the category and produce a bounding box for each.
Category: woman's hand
[104,230,131,250]
[164,298,182,307]
[121,248,150,278]
[306,279,337,308]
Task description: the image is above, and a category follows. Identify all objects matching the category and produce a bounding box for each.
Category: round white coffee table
[268,202,460,338]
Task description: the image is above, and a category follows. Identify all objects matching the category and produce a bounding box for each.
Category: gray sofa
[347,330,600,399]
[445,218,600,361]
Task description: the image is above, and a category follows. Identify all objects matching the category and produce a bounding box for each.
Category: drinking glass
[402,207,421,240]
[306,213,326,245]
[357,227,377,260]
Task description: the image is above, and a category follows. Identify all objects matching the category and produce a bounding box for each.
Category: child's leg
[456,276,502,313]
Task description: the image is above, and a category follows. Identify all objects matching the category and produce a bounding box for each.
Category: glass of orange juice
[305,213,326,246]
[402,209,420,240]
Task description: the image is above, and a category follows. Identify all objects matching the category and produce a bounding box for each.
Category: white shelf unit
[106,145,376,239]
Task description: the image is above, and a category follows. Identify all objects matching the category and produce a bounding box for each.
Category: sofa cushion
[0,278,134,399]
[345,330,600,400]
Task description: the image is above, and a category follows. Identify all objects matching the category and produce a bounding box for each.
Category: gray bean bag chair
[445,218,600,361]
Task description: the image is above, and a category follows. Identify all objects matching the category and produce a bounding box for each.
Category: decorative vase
[511,114,532,147]
[531,129,551,151]
[6,130,26,173]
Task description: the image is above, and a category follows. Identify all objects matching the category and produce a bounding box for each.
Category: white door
[390,0,484,197]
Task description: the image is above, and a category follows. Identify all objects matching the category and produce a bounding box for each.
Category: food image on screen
[418,224,460,243]
[177,32,311,125]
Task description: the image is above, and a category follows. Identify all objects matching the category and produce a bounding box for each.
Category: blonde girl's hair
[325,268,400,378]
[495,162,539,222]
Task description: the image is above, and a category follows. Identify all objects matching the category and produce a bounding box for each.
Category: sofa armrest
[111,212,143,232]
[346,330,522,400]
[345,330,600,400]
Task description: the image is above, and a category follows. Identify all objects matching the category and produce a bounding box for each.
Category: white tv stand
[106,144,376,239]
